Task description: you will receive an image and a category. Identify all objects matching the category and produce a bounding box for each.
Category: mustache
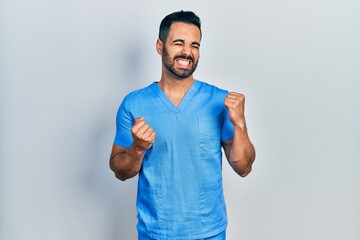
[174,55,194,62]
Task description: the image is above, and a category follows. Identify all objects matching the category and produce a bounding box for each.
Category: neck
[157,73,195,107]
[158,68,195,93]
[158,77,194,90]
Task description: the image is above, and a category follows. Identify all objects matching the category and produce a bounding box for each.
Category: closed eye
[173,39,185,45]
[171,39,200,49]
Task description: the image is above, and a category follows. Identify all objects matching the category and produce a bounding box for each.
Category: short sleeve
[219,89,233,142]
[113,98,134,148]
[221,108,234,142]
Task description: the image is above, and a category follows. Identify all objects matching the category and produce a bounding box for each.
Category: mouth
[174,55,193,68]
[176,58,192,67]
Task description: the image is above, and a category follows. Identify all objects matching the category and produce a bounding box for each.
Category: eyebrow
[172,39,201,47]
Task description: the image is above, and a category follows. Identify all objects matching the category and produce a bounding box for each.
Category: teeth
[178,59,190,66]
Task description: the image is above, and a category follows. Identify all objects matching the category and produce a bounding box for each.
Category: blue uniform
[114,80,234,239]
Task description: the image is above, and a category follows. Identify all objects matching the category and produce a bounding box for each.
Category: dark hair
[159,10,201,42]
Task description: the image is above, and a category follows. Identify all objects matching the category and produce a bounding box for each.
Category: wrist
[129,144,147,156]
[233,119,247,131]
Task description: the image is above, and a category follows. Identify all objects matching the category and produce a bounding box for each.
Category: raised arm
[109,117,156,181]
[222,92,256,177]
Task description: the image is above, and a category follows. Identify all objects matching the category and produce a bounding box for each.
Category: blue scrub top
[114,80,234,239]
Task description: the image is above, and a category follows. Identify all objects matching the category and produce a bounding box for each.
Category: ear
[156,39,163,55]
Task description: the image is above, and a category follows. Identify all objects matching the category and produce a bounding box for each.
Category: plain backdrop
[1,0,359,239]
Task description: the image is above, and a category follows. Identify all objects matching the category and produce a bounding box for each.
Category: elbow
[231,162,252,177]
[110,162,138,181]
[115,171,138,181]
[239,153,256,177]
[238,165,252,178]
[111,166,133,181]
[110,164,132,181]
[115,172,128,181]
[109,160,129,181]
[235,156,255,178]
[230,147,256,178]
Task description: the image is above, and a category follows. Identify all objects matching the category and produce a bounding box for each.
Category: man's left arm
[222,92,256,177]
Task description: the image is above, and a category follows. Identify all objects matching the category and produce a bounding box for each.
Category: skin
[109,22,255,181]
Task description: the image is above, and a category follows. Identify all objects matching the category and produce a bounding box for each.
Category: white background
[1,0,359,239]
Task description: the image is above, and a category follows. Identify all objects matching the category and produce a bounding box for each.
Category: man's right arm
[109,117,156,181]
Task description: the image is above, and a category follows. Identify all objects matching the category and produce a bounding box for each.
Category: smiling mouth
[177,59,191,66]
[174,54,194,66]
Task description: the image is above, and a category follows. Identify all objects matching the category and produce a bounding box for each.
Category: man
[110,10,255,240]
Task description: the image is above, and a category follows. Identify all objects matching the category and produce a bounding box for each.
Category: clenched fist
[131,117,156,151]
[224,92,246,129]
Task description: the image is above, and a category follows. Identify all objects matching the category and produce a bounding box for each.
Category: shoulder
[116,83,156,115]
[122,82,156,104]
[196,80,229,98]
[124,82,155,98]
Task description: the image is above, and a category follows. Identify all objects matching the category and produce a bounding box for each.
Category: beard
[162,45,198,79]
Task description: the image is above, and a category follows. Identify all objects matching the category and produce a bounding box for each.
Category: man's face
[161,22,201,79]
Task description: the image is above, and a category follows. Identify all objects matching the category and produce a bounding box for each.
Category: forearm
[110,145,146,181]
[110,117,156,181]
[229,124,256,177]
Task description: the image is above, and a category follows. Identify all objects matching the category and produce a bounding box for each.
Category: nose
[180,44,192,56]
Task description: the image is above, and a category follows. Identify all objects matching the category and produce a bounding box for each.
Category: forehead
[167,22,201,42]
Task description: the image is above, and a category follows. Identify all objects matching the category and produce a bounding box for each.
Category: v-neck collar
[150,80,200,114]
